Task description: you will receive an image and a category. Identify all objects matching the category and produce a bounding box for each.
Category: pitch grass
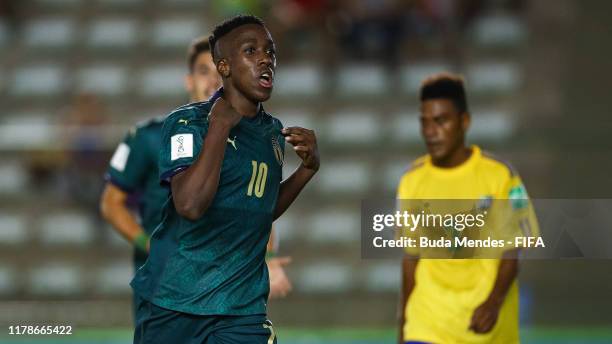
[1,327,612,343]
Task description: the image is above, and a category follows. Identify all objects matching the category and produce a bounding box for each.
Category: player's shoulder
[261,109,283,129]
[479,149,519,179]
[163,101,213,130]
[400,155,428,179]
[397,155,428,189]
[132,115,165,134]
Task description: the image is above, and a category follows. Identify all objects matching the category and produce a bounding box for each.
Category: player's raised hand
[208,97,242,130]
[282,127,320,171]
[267,256,293,299]
[469,298,501,334]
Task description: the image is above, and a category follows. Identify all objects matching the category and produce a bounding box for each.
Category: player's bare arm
[273,126,320,220]
[171,97,241,220]
[470,249,519,334]
[398,254,419,344]
[100,183,149,252]
[266,227,293,299]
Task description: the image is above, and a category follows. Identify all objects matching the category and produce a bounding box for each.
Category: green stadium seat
[276,109,314,131]
[76,64,128,96]
[39,213,95,245]
[467,62,521,93]
[467,109,515,141]
[471,14,527,47]
[0,266,17,295]
[390,110,421,143]
[337,64,388,96]
[0,114,55,150]
[325,110,381,144]
[364,262,401,292]
[308,210,360,244]
[150,18,204,48]
[0,214,27,245]
[139,64,185,97]
[273,64,322,97]
[28,264,82,295]
[0,162,28,195]
[24,18,76,48]
[296,263,353,293]
[87,18,140,48]
[10,64,66,96]
[94,263,133,294]
[316,160,371,193]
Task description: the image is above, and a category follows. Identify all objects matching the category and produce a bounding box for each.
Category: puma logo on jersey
[178,119,189,125]
[227,136,237,150]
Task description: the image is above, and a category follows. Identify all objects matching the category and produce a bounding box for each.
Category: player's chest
[219,125,284,185]
[414,174,497,199]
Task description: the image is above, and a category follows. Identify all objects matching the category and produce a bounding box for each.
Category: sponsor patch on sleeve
[509,184,528,210]
[170,133,193,161]
[110,143,130,172]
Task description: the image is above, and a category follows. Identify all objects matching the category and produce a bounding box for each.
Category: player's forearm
[100,185,147,247]
[267,227,277,254]
[273,164,317,220]
[487,250,519,305]
[172,124,230,220]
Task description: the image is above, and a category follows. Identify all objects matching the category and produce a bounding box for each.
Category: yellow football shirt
[397,145,538,344]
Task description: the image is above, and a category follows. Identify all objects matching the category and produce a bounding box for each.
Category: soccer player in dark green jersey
[101,37,220,271]
[101,37,292,319]
[100,37,220,315]
[131,15,319,343]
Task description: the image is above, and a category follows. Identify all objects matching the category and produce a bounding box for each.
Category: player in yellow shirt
[396,73,538,344]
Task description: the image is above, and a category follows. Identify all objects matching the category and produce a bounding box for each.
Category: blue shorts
[134,299,277,344]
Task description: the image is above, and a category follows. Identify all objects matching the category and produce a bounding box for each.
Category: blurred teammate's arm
[266,227,293,299]
[100,183,149,252]
[398,254,419,344]
[469,249,519,333]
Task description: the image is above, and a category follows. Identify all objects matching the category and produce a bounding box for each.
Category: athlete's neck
[222,86,259,118]
[432,145,472,168]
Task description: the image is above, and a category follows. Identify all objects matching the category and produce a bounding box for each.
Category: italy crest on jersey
[271,136,284,166]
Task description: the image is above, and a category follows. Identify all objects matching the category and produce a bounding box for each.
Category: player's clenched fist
[282,127,320,171]
[209,97,242,130]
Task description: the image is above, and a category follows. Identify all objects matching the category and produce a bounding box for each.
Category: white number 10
[247,160,268,198]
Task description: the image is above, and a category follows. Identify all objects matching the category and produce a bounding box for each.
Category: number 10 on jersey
[247,161,268,198]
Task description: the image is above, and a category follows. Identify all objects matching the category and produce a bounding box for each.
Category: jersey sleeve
[105,127,151,193]
[159,110,206,185]
[495,172,541,248]
[396,173,420,256]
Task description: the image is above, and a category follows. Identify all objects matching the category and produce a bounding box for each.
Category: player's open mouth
[258,71,274,89]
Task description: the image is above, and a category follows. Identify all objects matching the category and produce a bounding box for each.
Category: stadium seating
[24,18,75,48]
[11,64,66,96]
[0,1,536,327]
[76,64,128,96]
[0,214,27,245]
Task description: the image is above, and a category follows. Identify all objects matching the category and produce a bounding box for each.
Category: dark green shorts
[133,299,277,344]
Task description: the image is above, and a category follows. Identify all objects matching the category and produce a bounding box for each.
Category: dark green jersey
[131,96,285,316]
[105,118,169,267]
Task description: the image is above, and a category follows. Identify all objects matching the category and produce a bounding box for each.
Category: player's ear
[461,112,471,132]
[217,58,230,78]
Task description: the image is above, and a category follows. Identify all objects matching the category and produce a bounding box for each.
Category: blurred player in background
[130,15,319,343]
[100,36,291,319]
[396,73,538,343]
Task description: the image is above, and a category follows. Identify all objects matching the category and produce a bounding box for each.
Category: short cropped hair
[208,14,265,61]
[420,73,468,113]
[187,37,211,72]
